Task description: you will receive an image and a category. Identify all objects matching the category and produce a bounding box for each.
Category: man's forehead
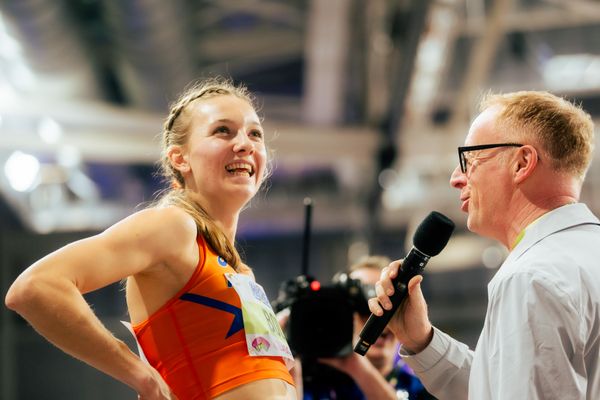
[465,107,502,145]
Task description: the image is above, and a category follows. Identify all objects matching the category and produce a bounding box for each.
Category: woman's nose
[232,131,254,153]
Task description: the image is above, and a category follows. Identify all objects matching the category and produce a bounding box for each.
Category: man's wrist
[399,326,434,354]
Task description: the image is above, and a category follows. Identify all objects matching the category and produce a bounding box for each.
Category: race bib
[226,273,294,368]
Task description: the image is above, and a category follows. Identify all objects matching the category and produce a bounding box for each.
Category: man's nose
[449,164,466,189]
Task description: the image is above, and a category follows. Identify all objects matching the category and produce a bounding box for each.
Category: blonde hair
[156,77,260,272]
[480,91,595,180]
[161,77,257,187]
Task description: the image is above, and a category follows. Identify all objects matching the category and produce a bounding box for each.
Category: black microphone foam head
[413,211,455,256]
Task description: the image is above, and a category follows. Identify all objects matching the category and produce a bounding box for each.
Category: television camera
[272,271,375,358]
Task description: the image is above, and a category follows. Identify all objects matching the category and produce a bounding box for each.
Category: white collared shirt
[400,203,600,400]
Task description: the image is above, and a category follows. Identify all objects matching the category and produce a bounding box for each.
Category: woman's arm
[4,206,195,399]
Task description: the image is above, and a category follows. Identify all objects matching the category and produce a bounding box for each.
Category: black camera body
[272,273,373,358]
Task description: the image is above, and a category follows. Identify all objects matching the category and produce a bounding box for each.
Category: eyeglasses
[458,143,523,174]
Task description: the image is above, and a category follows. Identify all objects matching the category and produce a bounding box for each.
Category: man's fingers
[375,282,393,310]
[377,270,395,298]
[380,261,400,279]
[407,274,423,294]
[368,297,384,316]
[370,259,410,316]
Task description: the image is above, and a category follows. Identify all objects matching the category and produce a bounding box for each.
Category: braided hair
[156,77,257,272]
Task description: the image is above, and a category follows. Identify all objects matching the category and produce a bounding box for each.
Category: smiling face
[172,94,267,213]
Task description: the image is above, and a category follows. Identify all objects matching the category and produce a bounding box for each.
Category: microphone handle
[354,248,429,355]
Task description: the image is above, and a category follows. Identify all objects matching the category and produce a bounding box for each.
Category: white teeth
[231,171,250,177]
[225,162,254,176]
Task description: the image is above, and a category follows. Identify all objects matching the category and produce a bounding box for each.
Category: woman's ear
[167,146,190,174]
[514,145,538,184]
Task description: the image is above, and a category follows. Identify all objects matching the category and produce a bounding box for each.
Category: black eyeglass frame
[458,143,523,174]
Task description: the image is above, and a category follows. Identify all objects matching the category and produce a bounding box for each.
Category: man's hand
[318,353,397,400]
[317,352,366,376]
[368,260,433,353]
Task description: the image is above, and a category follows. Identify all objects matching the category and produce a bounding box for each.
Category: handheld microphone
[354,211,455,356]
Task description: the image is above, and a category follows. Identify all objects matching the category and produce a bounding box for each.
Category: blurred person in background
[5,77,298,400]
[304,255,435,400]
[370,91,600,399]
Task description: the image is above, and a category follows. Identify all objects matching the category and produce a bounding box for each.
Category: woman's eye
[250,130,263,139]
[214,126,230,134]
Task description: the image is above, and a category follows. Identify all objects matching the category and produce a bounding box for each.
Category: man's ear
[167,146,190,174]
[514,145,538,184]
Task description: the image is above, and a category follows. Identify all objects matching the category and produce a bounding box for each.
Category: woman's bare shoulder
[104,205,198,261]
[120,205,195,235]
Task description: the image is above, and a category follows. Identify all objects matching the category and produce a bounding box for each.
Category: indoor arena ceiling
[0,0,599,254]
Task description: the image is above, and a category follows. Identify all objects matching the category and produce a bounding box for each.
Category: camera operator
[304,256,435,400]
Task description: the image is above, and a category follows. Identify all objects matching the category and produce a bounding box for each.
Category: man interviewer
[370,91,600,399]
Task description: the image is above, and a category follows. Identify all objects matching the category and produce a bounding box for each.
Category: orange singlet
[132,236,294,399]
